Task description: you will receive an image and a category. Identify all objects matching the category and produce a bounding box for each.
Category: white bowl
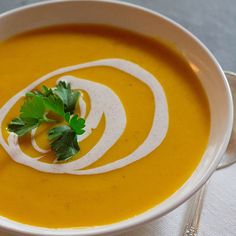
[0,1,233,235]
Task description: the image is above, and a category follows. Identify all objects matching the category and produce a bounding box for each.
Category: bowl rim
[0,0,233,235]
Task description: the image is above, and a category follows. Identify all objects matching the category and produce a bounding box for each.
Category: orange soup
[0,25,210,228]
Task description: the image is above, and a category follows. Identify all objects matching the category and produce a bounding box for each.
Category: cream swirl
[0,59,169,175]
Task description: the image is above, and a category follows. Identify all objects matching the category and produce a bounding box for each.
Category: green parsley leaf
[69,114,86,135]
[64,112,71,123]
[48,125,69,140]
[54,81,80,114]
[20,96,46,121]
[8,93,56,136]
[26,85,53,98]
[48,126,79,161]
[41,85,53,96]
[8,117,39,136]
[43,95,65,117]
[7,81,85,161]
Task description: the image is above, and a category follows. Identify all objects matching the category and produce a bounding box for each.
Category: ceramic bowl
[0,1,233,235]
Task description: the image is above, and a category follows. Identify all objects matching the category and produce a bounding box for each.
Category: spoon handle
[182,183,208,236]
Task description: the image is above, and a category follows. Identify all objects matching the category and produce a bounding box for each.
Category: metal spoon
[182,71,236,236]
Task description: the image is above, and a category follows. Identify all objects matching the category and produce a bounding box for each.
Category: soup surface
[0,25,210,228]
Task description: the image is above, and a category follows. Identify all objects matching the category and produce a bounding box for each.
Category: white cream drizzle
[31,128,49,154]
[0,59,169,175]
[79,95,86,119]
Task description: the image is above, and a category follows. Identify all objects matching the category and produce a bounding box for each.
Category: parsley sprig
[7,81,85,162]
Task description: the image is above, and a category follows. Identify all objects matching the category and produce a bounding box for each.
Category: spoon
[182,71,236,236]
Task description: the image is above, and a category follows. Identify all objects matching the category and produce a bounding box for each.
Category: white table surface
[0,1,236,235]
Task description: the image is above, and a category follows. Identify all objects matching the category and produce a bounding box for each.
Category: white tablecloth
[0,165,235,236]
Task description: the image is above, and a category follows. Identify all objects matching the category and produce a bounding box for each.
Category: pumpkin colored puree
[0,25,210,228]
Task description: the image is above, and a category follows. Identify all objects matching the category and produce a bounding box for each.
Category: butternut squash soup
[0,25,210,228]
